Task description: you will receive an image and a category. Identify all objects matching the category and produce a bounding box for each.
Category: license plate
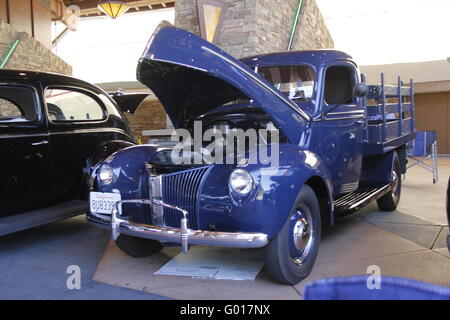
[90,192,121,214]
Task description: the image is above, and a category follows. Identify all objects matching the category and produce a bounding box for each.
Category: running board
[0,200,88,236]
[333,184,391,215]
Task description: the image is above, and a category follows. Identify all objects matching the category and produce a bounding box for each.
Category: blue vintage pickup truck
[87,22,416,284]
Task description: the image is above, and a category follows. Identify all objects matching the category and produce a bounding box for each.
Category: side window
[45,88,106,122]
[258,65,315,102]
[0,86,37,122]
[324,66,356,105]
[98,94,122,118]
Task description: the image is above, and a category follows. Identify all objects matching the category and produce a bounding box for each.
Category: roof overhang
[63,0,174,18]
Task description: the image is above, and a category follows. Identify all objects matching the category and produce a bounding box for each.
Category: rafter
[75,0,175,16]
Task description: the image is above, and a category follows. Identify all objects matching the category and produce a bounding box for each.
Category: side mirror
[353,83,369,98]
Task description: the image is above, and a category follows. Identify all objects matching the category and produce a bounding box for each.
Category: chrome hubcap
[391,170,399,196]
[293,217,311,251]
[290,207,314,265]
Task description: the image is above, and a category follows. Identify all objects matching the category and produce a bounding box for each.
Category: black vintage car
[0,70,135,236]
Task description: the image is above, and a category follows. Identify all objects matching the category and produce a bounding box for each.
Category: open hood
[110,92,150,114]
[137,22,309,144]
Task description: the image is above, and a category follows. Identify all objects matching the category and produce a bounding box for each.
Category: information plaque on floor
[154,247,265,281]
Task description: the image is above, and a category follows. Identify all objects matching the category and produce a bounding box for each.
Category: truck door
[319,63,364,195]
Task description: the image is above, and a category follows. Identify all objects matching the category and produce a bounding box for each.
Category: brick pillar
[175,0,333,59]
[129,96,168,142]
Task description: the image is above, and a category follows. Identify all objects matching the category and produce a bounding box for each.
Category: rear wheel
[115,234,163,258]
[264,185,321,285]
[377,151,401,211]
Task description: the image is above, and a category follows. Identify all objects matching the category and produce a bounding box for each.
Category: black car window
[0,86,37,122]
[45,88,106,122]
[99,94,122,118]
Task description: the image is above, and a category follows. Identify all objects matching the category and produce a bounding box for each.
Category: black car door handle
[31,140,49,146]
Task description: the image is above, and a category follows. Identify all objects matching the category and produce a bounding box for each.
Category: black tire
[377,151,401,211]
[264,185,321,285]
[115,234,163,258]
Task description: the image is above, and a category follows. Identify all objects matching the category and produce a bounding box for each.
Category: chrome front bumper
[88,199,268,253]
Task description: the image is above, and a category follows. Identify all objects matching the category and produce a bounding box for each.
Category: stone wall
[175,0,258,57]
[0,19,72,75]
[0,98,21,117]
[295,0,334,50]
[175,0,334,58]
[127,96,168,142]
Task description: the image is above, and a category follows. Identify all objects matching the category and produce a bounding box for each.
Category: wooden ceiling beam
[73,0,174,16]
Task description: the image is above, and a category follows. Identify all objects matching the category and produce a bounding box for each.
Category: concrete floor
[0,215,166,299]
[0,158,449,299]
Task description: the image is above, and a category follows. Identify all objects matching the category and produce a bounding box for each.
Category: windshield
[257,65,315,102]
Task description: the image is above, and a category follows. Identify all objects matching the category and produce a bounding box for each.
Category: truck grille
[161,166,210,229]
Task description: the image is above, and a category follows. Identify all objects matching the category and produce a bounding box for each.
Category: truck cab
[243,52,366,196]
[242,50,414,214]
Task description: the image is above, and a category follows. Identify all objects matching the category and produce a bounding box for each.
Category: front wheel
[377,151,401,211]
[264,185,321,285]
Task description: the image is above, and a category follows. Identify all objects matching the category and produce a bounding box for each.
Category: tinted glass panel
[324,66,355,105]
[0,86,37,122]
[257,65,315,102]
[46,88,105,122]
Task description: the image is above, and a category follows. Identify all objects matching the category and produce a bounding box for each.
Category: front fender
[90,144,161,224]
[81,140,136,200]
[93,144,159,198]
[198,145,333,238]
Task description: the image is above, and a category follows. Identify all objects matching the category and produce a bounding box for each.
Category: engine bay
[147,106,286,172]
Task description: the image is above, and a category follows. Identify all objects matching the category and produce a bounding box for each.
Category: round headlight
[229,169,254,195]
[99,164,114,185]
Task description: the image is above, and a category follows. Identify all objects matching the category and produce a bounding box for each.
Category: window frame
[0,84,41,125]
[44,85,109,124]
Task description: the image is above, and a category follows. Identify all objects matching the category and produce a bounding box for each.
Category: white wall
[316,0,450,65]
[361,60,450,85]
[53,8,175,84]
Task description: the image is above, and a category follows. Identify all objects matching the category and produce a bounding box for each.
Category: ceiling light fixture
[98,1,130,19]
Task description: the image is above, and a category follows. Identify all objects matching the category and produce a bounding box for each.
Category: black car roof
[0,69,104,93]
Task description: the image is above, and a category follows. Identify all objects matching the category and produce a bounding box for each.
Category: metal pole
[381,73,387,142]
[410,78,415,132]
[287,0,303,51]
[432,141,438,184]
[52,27,69,49]
[398,77,403,136]
[0,39,20,69]
[361,73,369,143]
